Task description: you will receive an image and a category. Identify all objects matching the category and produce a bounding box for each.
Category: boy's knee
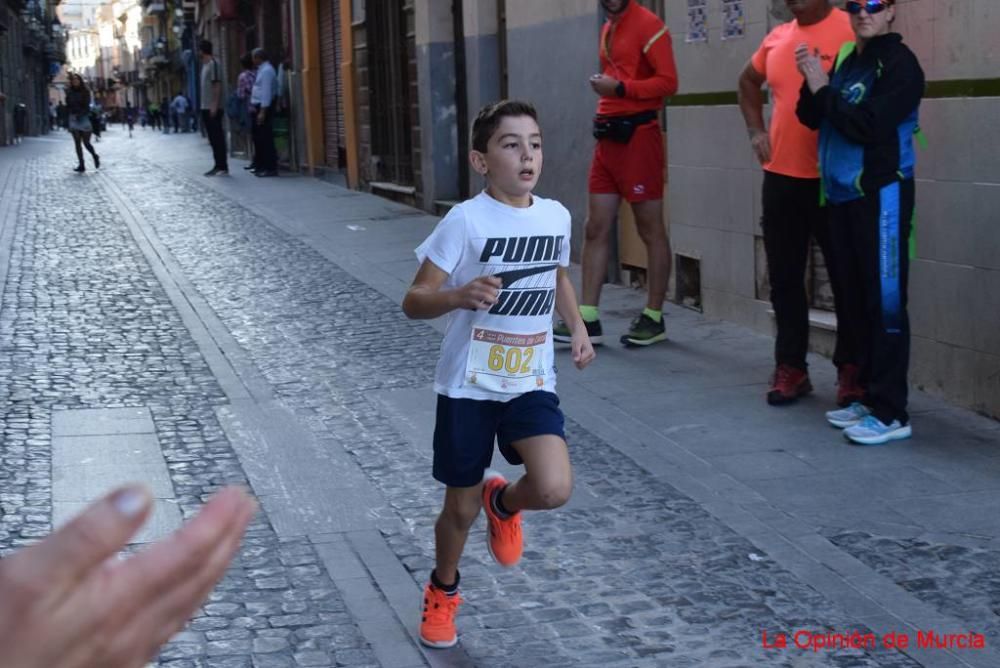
[440,498,480,530]
[537,477,573,510]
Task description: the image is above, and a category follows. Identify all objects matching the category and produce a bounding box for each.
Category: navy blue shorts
[432,391,566,488]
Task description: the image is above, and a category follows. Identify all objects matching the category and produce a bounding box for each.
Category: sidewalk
[6,131,1000,667]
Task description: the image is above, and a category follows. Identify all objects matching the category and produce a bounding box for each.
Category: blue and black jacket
[796,33,925,205]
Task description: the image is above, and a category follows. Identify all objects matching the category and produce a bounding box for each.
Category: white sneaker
[826,402,871,429]
[844,415,912,445]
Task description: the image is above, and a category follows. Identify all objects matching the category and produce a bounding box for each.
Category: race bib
[465,328,547,394]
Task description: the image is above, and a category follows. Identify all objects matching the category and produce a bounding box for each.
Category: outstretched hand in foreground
[0,485,256,668]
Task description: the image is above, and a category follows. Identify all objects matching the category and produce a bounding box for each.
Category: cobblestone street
[2,131,1000,668]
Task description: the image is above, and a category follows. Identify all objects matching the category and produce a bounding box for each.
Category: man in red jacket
[554,0,678,348]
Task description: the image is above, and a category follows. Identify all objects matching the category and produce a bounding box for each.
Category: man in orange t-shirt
[738,0,855,407]
[553,0,678,349]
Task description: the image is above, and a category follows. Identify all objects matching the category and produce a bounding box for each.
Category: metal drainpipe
[452,0,468,199]
[497,0,507,99]
[189,24,197,131]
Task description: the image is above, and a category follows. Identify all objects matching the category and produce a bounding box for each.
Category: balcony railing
[45,33,67,63]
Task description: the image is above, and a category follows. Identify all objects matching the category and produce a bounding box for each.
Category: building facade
[0,0,65,144]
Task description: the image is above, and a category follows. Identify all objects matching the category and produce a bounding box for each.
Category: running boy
[402,100,595,649]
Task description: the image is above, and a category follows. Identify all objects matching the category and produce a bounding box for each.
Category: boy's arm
[555,268,596,369]
[554,268,585,334]
[402,259,501,320]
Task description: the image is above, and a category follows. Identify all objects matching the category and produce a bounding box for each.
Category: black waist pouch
[592,111,657,143]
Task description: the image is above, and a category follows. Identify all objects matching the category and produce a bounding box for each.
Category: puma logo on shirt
[491,263,559,286]
[478,235,565,263]
[478,236,563,317]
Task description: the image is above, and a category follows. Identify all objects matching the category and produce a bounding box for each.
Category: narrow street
[2,129,999,668]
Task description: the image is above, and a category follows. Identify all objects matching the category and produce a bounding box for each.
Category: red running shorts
[588,122,664,202]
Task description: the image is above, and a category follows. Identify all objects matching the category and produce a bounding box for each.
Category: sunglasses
[845,0,890,15]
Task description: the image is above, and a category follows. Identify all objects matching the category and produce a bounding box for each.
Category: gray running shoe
[826,402,870,429]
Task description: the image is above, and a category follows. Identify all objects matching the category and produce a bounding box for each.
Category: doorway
[366,0,413,185]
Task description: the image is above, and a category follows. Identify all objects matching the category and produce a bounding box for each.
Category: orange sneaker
[419,582,462,648]
[481,469,523,567]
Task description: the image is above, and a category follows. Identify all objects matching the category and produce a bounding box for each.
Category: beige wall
[667,0,1000,416]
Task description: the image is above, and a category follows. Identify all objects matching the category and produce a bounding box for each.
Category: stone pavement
[0,128,998,668]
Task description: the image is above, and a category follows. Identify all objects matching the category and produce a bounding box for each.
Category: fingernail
[113,487,149,518]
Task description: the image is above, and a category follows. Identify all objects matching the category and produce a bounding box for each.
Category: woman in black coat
[65,73,100,173]
[796,0,924,445]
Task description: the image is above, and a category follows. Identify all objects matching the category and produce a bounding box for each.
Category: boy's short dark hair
[471,100,539,153]
[199,39,213,55]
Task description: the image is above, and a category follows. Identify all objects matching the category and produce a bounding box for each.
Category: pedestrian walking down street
[89,102,103,142]
[402,100,596,649]
[199,39,229,176]
[250,48,278,177]
[235,53,257,170]
[124,101,135,138]
[171,92,188,133]
[797,0,924,445]
[160,97,171,133]
[737,0,858,407]
[552,0,679,349]
[65,73,100,173]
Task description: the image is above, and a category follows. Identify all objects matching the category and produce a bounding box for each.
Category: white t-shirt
[415,191,572,401]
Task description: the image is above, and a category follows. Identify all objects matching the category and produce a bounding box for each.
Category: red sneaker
[767,364,813,405]
[419,583,462,648]
[481,470,523,567]
[836,363,865,407]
